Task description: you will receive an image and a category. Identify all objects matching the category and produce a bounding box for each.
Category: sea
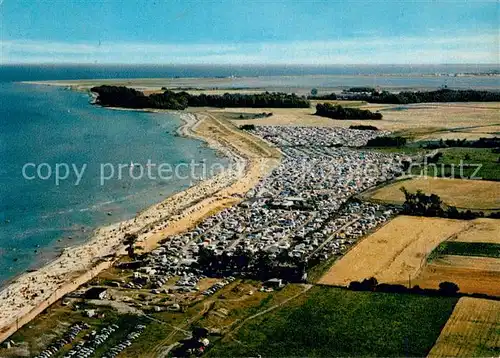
[0,64,498,286]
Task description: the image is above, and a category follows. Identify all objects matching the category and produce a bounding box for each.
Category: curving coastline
[0,110,280,343]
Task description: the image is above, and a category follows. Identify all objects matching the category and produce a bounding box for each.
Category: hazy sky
[1,0,498,64]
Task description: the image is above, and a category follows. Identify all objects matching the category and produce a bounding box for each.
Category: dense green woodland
[315,103,383,120]
[91,86,500,112]
[91,86,310,109]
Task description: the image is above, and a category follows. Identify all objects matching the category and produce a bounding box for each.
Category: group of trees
[308,92,338,100]
[345,87,375,93]
[400,187,444,217]
[341,88,500,104]
[309,87,500,103]
[400,187,500,219]
[425,151,443,164]
[91,85,150,108]
[195,246,307,282]
[424,137,500,149]
[91,86,500,110]
[348,277,461,296]
[148,90,189,110]
[187,92,310,108]
[315,103,383,120]
[349,124,379,131]
[238,112,273,119]
[239,124,256,130]
[365,136,407,147]
[124,232,138,259]
[91,86,310,110]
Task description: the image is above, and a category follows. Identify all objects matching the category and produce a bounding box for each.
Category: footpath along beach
[0,110,281,343]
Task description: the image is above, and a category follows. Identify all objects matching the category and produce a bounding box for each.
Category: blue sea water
[0,64,499,90]
[0,64,499,83]
[0,81,228,285]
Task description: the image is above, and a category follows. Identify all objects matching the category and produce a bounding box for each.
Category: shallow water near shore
[0,83,228,285]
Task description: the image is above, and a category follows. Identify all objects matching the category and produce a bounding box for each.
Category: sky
[0,0,498,64]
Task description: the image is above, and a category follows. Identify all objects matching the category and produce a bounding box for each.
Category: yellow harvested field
[428,297,500,357]
[450,218,500,244]
[368,177,500,210]
[318,216,470,286]
[220,102,500,140]
[413,255,500,296]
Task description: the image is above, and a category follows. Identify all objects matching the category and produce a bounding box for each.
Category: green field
[367,146,500,181]
[362,145,428,156]
[207,286,458,357]
[410,148,500,181]
[429,241,500,261]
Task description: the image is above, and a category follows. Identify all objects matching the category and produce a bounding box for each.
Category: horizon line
[2,62,499,67]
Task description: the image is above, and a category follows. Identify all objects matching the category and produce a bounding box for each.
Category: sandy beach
[0,110,280,343]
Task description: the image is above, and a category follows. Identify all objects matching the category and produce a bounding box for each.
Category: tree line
[186,91,309,108]
[348,277,461,296]
[365,136,407,147]
[345,276,500,301]
[424,137,500,149]
[315,103,383,120]
[91,85,310,109]
[349,125,379,131]
[195,246,307,282]
[345,87,375,93]
[343,88,500,104]
[239,124,256,130]
[308,92,337,100]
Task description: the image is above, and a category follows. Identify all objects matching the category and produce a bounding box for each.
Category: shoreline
[20,72,500,85]
[0,108,280,343]
[0,107,188,291]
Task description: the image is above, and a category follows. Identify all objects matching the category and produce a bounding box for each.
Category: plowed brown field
[413,255,500,296]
